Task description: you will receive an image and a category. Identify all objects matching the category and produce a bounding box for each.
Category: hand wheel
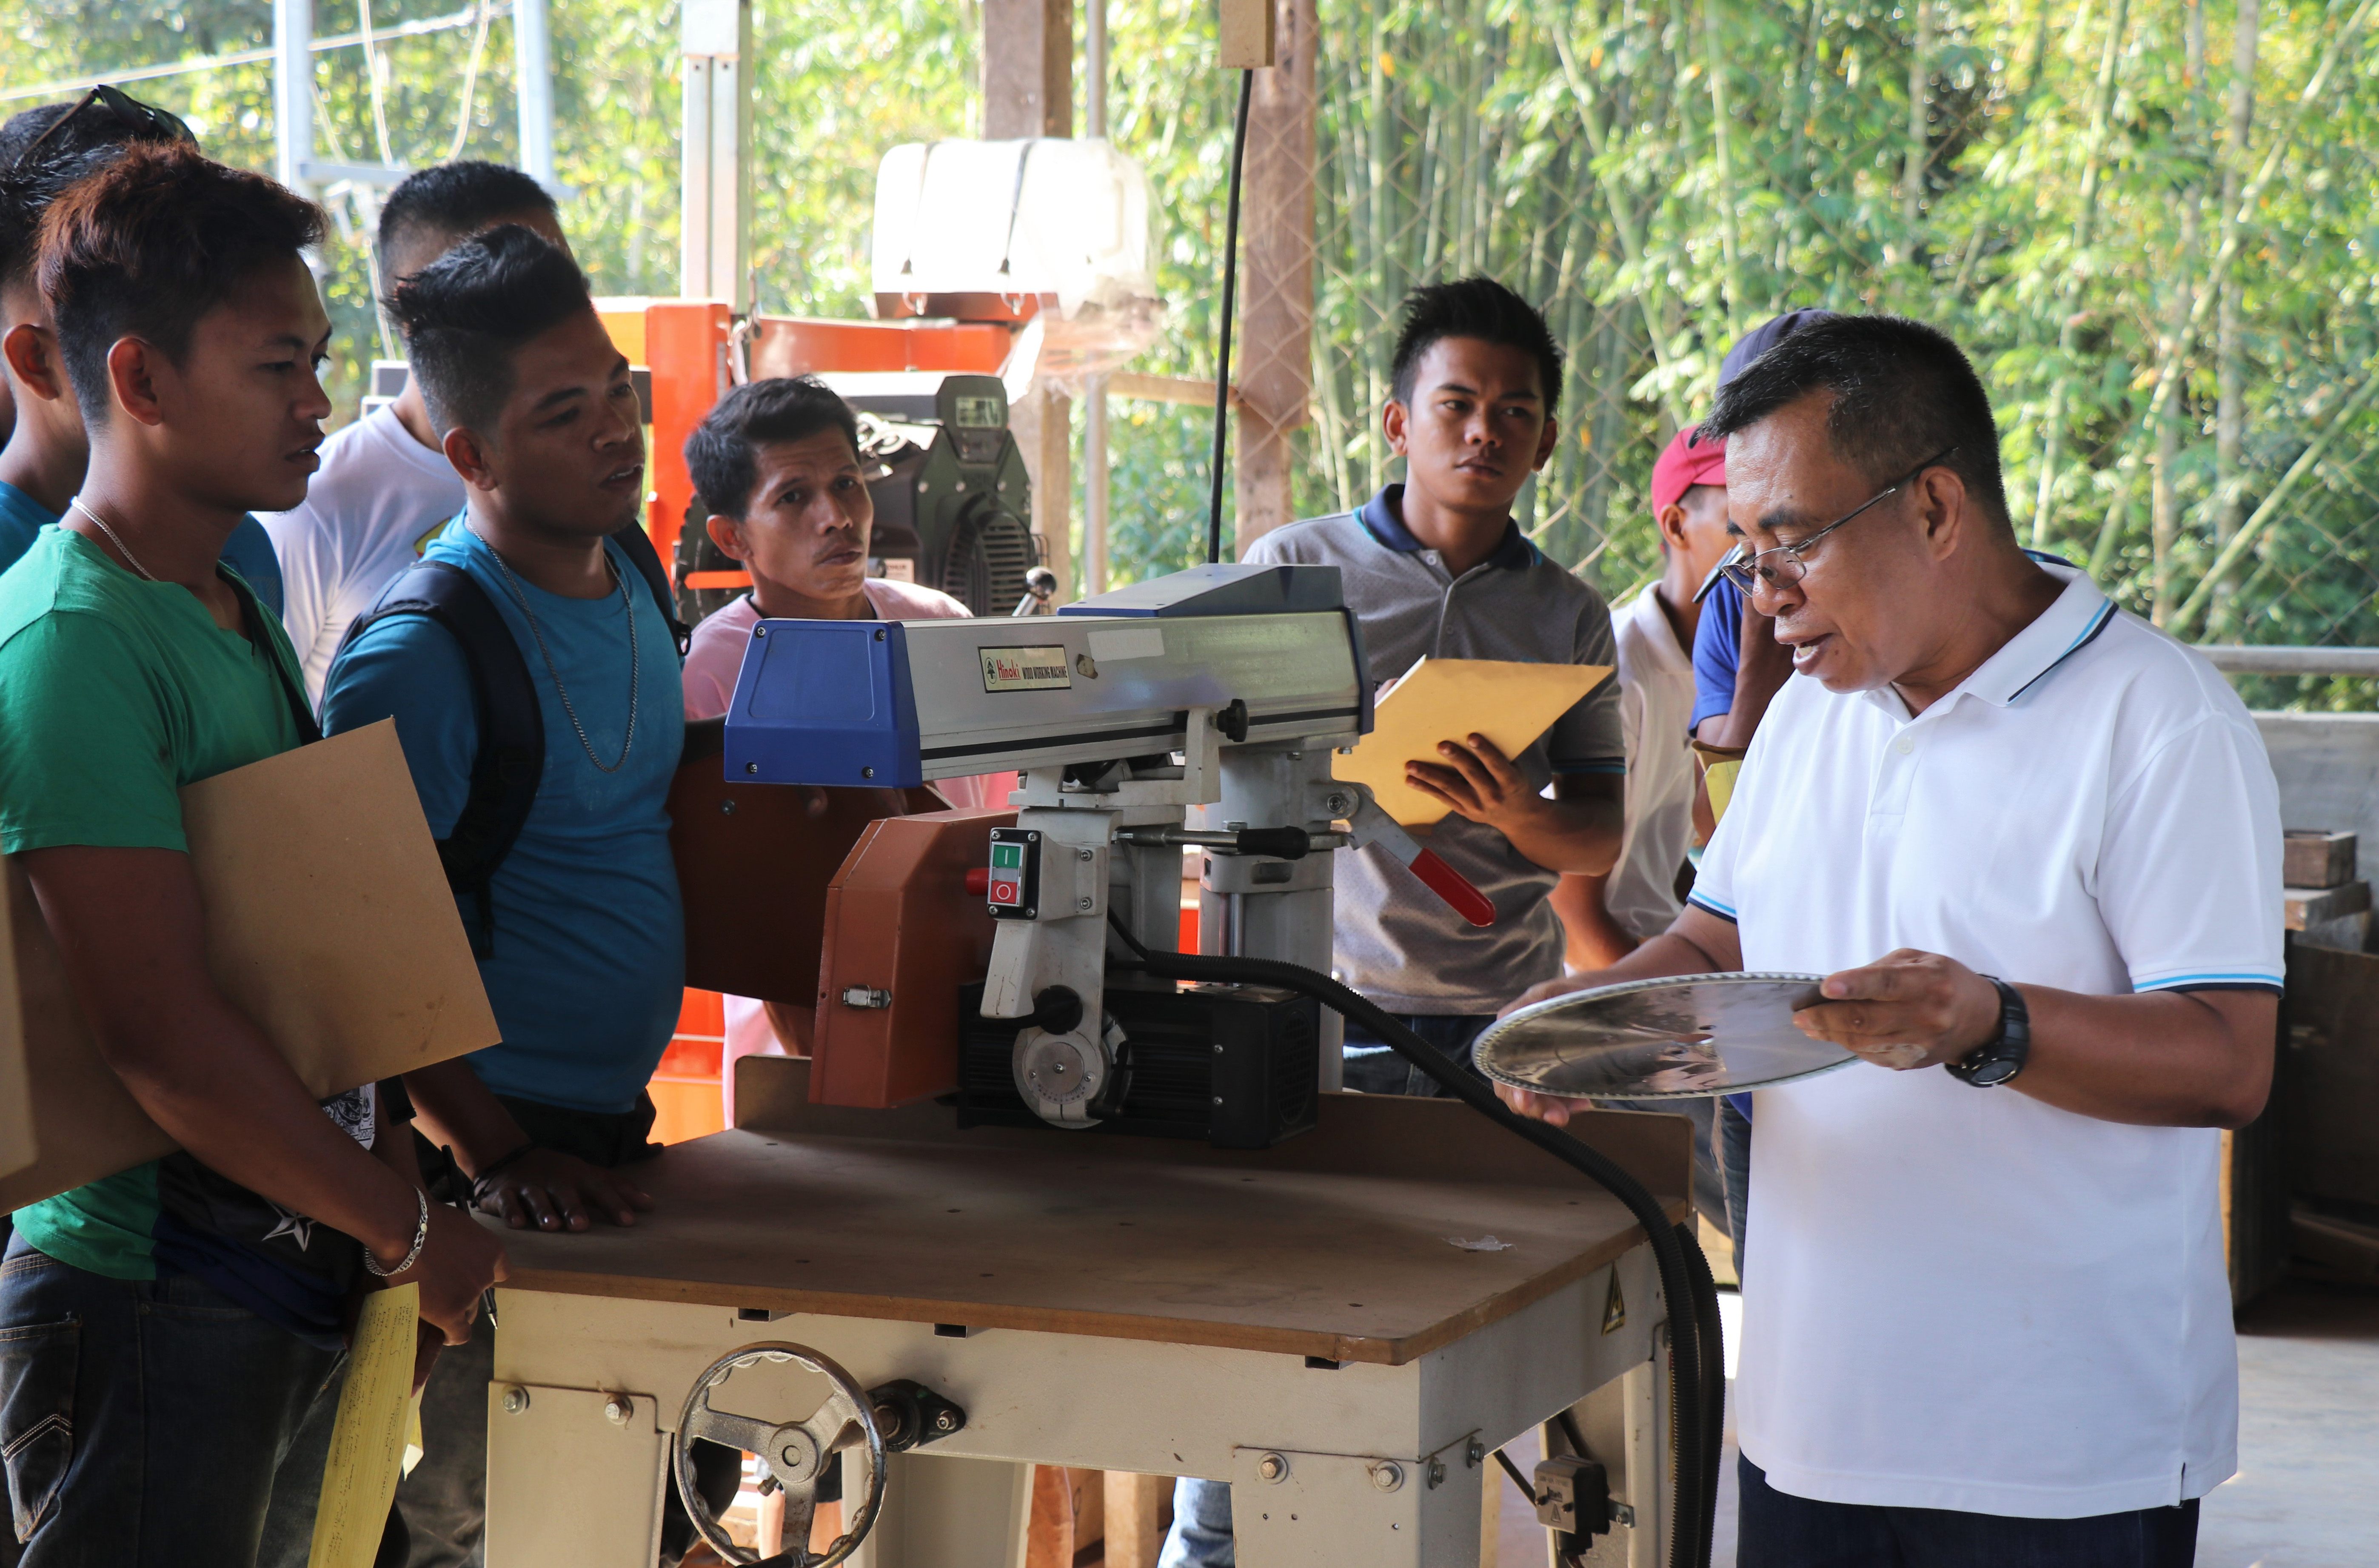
[673,1341,889,1567]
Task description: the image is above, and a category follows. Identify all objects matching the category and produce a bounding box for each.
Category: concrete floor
[1494,1277,2379,1567]
[2199,1277,2379,1567]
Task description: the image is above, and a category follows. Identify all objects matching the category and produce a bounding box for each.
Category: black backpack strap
[611,522,693,658]
[331,560,545,959]
[229,569,324,745]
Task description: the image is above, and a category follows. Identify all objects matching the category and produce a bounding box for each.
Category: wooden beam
[982,0,1075,600]
[1232,0,1318,556]
[981,0,1073,138]
[1218,0,1277,68]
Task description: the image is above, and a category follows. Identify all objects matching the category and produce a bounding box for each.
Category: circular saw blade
[1473,972,1854,1099]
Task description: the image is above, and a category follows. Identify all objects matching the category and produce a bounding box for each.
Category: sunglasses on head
[10,84,196,171]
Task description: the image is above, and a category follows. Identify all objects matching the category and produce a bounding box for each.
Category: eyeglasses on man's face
[1719,446,1960,596]
[9,85,196,172]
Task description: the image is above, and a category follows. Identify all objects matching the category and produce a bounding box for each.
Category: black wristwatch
[1945,977,2030,1087]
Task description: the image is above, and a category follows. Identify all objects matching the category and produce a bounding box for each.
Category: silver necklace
[68,498,159,582]
[480,535,640,774]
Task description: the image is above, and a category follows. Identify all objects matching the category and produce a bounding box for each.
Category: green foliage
[9,0,2377,699]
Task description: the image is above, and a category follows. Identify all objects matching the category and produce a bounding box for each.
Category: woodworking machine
[720,562,1489,1142]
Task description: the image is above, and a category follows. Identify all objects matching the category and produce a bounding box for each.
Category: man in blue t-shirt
[0,101,283,610]
[318,224,725,1565]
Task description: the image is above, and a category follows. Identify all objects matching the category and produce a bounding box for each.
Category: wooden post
[1231,0,1318,558]
[1102,1471,1174,1568]
[983,0,1075,602]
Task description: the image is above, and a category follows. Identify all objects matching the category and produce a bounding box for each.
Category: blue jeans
[1738,1457,2199,1567]
[1719,1094,1753,1270]
[1339,1012,1496,1097]
[1159,1475,1234,1568]
[0,1235,343,1568]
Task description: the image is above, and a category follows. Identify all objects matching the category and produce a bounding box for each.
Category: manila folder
[0,718,499,1213]
[1333,656,1612,827]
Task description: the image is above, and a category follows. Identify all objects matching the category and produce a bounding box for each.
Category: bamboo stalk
[1704,0,1743,333]
[2032,0,2132,550]
[1900,0,1931,252]
[2152,0,2212,624]
[2214,0,2259,621]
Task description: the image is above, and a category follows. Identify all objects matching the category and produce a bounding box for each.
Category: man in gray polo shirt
[1244,277,1625,1097]
[1158,277,1625,1568]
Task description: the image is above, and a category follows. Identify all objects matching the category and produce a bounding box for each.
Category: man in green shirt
[0,142,503,1567]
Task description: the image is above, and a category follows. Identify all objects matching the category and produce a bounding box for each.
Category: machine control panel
[986,828,1041,918]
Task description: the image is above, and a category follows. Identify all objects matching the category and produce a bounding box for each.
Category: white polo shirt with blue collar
[1244,485,1626,1013]
[1692,560,2283,1518]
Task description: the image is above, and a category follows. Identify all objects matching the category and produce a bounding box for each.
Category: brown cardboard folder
[0,719,499,1212]
[1332,656,1613,827]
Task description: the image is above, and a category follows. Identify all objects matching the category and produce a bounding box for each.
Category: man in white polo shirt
[1503,314,2280,1566]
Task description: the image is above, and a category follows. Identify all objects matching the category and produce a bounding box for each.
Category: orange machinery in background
[593,299,1014,597]
[595,301,1019,1141]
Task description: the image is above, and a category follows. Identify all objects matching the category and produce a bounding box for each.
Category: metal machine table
[483,1057,1689,1567]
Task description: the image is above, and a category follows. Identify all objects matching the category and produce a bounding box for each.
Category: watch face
[1968,1055,2022,1086]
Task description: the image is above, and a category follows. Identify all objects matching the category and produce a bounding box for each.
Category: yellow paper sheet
[309,1283,419,1568]
[0,869,34,1182]
[1703,759,1744,824]
[0,720,499,1212]
[1333,657,1613,827]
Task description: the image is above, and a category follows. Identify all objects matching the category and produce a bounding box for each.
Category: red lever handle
[1409,848,1496,928]
[964,867,991,896]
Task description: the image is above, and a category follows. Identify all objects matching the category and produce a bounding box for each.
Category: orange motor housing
[811,807,1013,1109]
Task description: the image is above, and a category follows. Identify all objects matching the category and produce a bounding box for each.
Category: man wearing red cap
[1555,427,1733,967]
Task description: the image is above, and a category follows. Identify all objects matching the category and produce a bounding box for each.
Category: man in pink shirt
[680,376,1013,1114]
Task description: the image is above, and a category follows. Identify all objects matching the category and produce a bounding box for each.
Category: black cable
[1205,68,1254,566]
[1104,920,1718,1568]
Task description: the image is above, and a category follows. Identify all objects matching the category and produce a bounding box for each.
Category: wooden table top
[497,1060,1690,1367]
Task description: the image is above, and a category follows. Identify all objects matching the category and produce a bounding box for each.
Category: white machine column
[513,0,556,188]
[272,0,314,199]
[1201,747,1348,1089]
[680,0,753,311]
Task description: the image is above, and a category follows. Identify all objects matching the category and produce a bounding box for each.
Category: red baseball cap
[1652,426,1726,516]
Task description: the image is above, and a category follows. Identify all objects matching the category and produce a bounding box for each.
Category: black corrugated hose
[1107,927,1721,1568]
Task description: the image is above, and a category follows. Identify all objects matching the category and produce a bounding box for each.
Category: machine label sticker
[1602,1269,1626,1334]
[1087,627,1166,663]
[981,646,1073,693]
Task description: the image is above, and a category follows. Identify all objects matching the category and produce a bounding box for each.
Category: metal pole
[1087,0,1107,137]
[680,55,710,297]
[273,0,313,197]
[1083,0,1110,592]
[513,0,555,186]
